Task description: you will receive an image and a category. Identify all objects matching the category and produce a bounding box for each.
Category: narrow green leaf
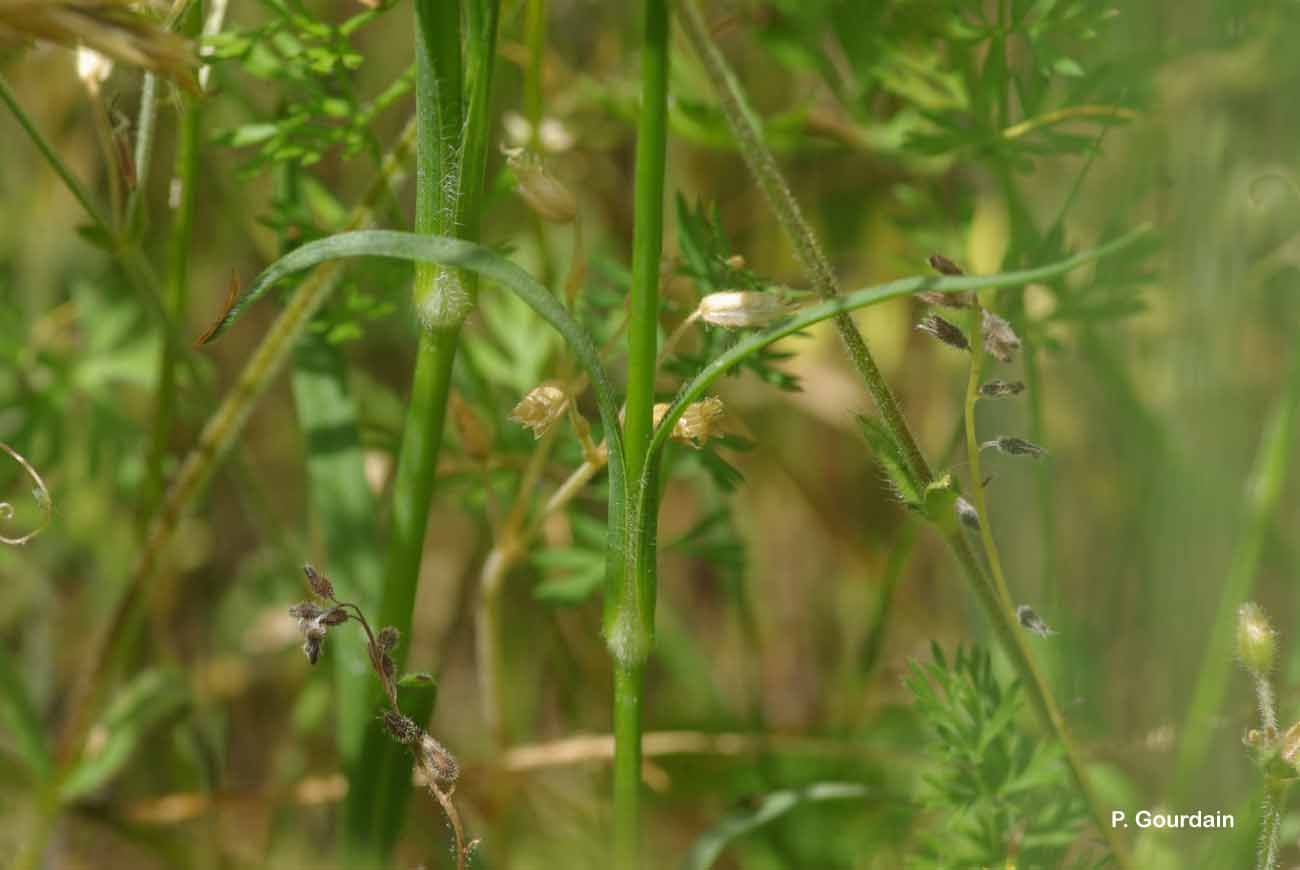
[0,652,50,781]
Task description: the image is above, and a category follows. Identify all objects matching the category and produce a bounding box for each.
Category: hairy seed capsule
[697,291,791,329]
[304,564,336,599]
[509,382,569,439]
[916,315,969,351]
[954,497,980,531]
[419,733,460,785]
[982,436,1048,459]
[382,711,421,746]
[1016,605,1057,638]
[1237,602,1277,676]
[978,379,1026,398]
[928,254,965,276]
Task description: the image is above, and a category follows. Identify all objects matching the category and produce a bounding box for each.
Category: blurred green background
[3,0,1300,867]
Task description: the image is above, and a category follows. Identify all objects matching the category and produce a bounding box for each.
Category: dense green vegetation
[2,1,1300,867]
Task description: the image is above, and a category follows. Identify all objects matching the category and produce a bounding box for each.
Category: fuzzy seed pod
[673,397,726,448]
[506,149,577,224]
[978,379,1026,399]
[1016,604,1057,638]
[697,291,791,329]
[509,382,569,439]
[916,315,969,351]
[928,254,965,276]
[382,711,421,745]
[1237,602,1276,677]
[982,436,1048,459]
[954,497,980,531]
[304,564,336,600]
[981,310,1022,363]
[419,732,461,785]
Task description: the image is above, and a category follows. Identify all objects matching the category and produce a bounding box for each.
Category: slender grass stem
[0,71,111,235]
[677,0,931,487]
[611,0,669,863]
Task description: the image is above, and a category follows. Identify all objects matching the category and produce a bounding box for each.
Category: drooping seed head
[697,291,791,329]
[981,436,1048,459]
[1016,604,1057,638]
[303,564,335,600]
[978,379,1026,399]
[954,496,980,531]
[509,382,569,439]
[928,254,965,276]
[1237,602,1277,677]
[916,315,970,351]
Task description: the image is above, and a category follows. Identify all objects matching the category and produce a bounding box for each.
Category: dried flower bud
[981,310,1022,363]
[303,625,325,665]
[1237,602,1276,677]
[981,436,1048,459]
[304,564,335,600]
[289,602,326,624]
[928,254,965,276]
[978,379,1026,399]
[320,607,348,627]
[377,626,400,653]
[76,46,114,95]
[697,291,791,329]
[955,497,980,531]
[1016,604,1057,638]
[916,291,972,309]
[916,315,969,351]
[382,711,421,745]
[506,148,577,224]
[509,382,569,439]
[673,397,726,448]
[419,732,460,785]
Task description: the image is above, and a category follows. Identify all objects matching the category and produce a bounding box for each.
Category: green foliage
[208,0,410,168]
[905,644,1097,868]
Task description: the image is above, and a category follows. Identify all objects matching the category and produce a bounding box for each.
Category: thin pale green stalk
[144,1,203,521]
[0,71,111,236]
[960,305,1127,862]
[612,1,669,863]
[1173,336,1300,800]
[58,117,416,764]
[676,0,931,488]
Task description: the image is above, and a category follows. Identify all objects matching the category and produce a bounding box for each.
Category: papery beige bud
[652,403,670,430]
[506,148,577,224]
[673,397,726,448]
[76,46,113,95]
[697,291,790,329]
[509,382,569,438]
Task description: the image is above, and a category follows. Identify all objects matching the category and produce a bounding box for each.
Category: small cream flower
[509,382,569,438]
[697,291,790,329]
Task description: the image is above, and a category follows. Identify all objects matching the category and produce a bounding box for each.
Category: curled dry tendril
[1,442,52,546]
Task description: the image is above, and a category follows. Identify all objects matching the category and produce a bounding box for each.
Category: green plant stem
[612,0,669,864]
[960,304,1129,864]
[677,4,1129,860]
[676,0,931,488]
[0,71,111,236]
[126,72,159,235]
[1173,334,1300,801]
[144,8,202,522]
[1259,775,1289,870]
[58,116,416,766]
